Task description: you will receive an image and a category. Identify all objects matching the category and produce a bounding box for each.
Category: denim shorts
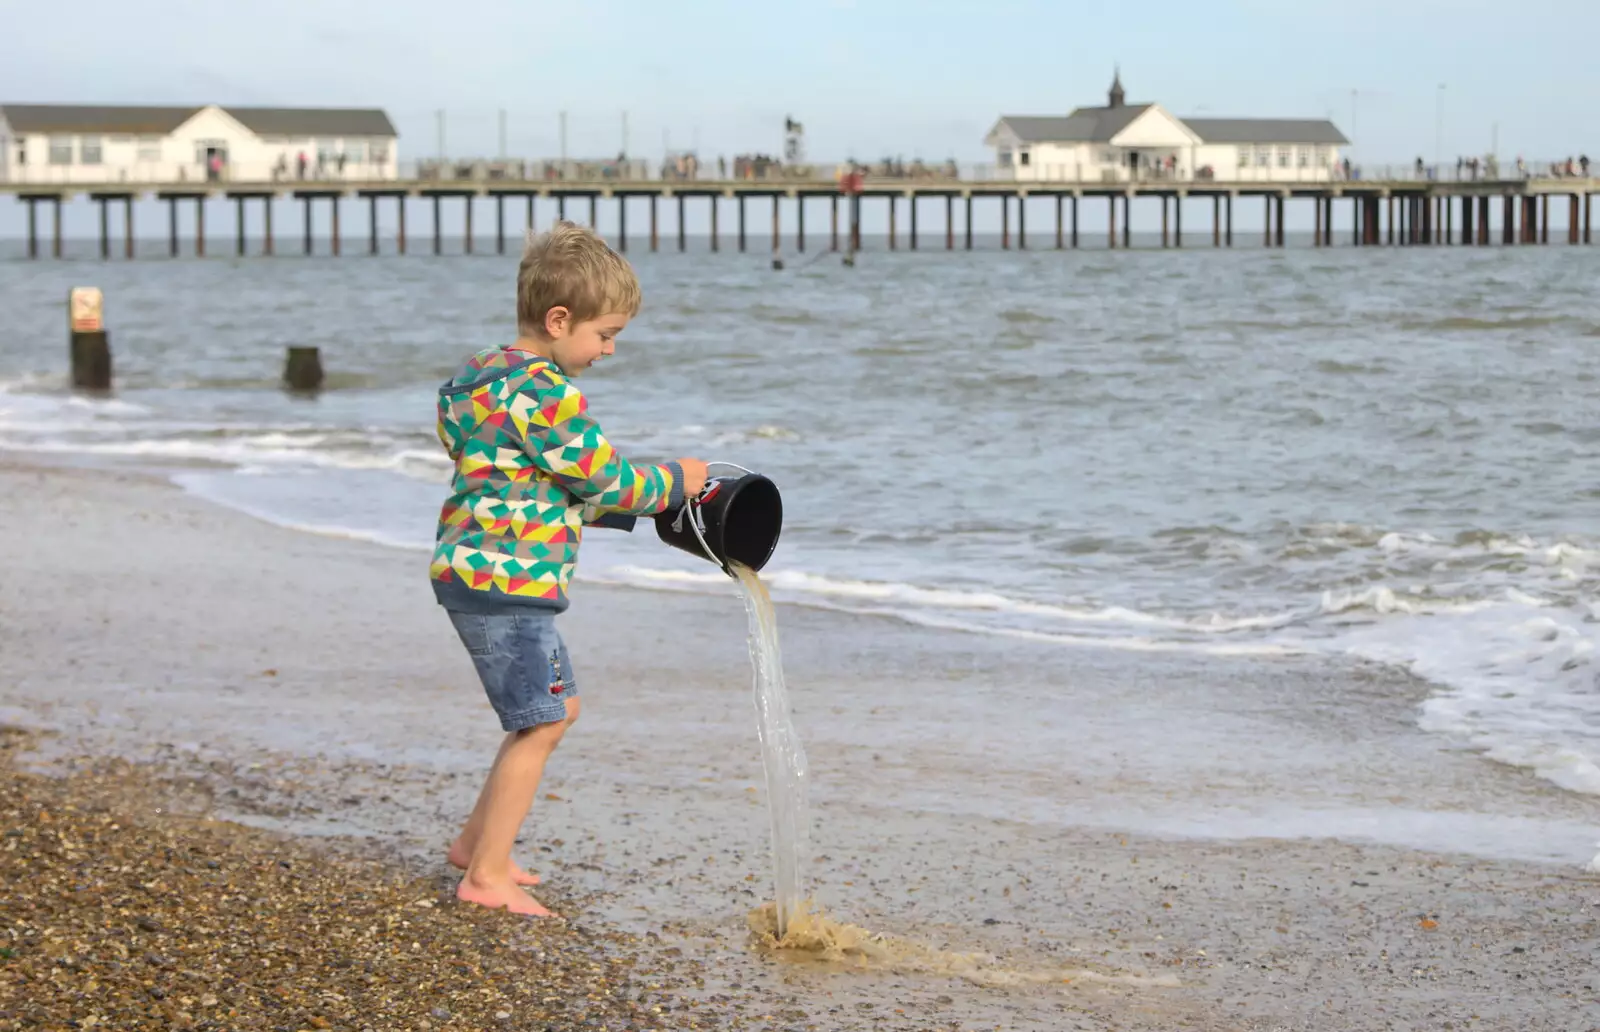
[446,609,578,732]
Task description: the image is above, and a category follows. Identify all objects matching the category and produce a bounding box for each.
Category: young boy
[431,221,708,917]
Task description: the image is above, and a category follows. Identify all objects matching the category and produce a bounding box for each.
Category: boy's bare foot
[455,874,559,918]
[447,840,540,886]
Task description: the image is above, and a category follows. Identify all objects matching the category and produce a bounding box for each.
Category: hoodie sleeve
[509,375,684,517]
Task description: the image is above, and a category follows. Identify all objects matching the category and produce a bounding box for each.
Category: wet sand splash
[745,903,1182,991]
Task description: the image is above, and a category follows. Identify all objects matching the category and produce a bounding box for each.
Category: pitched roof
[1182,118,1348,145]
[0,104,200,134]
[224,107,397,138]
[994,105,1154,143]
[0,103,397,138]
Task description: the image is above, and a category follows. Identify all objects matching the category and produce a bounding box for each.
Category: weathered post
[771,194,781,269]
[283,346,325,392]
[68,287,112,391]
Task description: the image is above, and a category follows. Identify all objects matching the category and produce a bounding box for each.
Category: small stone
[431,1007,451,1021]
[494,1011,512,1021]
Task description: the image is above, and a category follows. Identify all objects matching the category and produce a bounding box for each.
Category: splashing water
[729,561,810,938]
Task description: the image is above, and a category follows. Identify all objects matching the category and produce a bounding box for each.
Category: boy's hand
[677,458,709,499]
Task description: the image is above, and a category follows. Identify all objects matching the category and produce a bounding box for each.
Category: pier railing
[1,156,1592,189]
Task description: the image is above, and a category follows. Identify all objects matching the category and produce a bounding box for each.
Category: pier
[5,176,1595,258]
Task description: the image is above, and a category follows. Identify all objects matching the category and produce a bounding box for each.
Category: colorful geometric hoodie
[430,347,683,614]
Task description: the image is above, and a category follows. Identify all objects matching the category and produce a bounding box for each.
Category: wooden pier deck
[4,176,1596,258]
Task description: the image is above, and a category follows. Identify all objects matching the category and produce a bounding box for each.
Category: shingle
[1182,118,1348,145]
[0,103,397,138]
[0,104,200,135]
[223,107,397,138]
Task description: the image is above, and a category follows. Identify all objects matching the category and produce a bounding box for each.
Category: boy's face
[544,308,629,376]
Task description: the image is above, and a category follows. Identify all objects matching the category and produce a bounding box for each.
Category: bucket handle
[675,460,757,576]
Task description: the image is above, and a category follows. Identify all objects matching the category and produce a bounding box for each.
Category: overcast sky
[4,0,1598,166]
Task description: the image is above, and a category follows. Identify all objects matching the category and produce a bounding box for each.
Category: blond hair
[516,221,641,335]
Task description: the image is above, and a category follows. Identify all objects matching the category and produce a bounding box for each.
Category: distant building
[984,71,1348,183]
[0,104,399,185]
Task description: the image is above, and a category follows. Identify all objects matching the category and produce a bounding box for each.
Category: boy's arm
[513,378,684,517]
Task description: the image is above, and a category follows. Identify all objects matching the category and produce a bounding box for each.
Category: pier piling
[889,195,897,251]
[464,197,473,255]
[124,197,134,259]
[797,196,805,252]
[432,196,442,255]
[370,196,379,255]
[738,195,746,252]
[303,196,313,255]
[331,196,340,256]
[711,196,719,252]
[1017,196,1025,249]
[1071,193,1079,249]
[910,194,917,250]
[651,195,659,253]
[617,196,627,252]
[679,195,687,252]
[264,198,274,256]
[397,198,406,255]
[496,195,505,254]
[965,195,973,251]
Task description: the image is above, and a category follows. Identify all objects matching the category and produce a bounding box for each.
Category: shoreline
[2,459,1598,1030]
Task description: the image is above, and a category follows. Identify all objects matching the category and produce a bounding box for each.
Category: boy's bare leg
[456,700,577,917]
[448,731,542,886]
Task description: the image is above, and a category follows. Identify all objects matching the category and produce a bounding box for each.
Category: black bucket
[656,470,783,573]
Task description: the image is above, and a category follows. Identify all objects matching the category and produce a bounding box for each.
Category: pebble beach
[1,460,1597,1031]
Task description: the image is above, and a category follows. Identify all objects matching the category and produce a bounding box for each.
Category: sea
[2,237,1597,809]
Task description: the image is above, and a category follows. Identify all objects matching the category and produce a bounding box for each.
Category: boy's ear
[544,306,570,338]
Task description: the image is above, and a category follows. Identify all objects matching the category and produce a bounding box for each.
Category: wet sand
[1,461,1597,1031]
